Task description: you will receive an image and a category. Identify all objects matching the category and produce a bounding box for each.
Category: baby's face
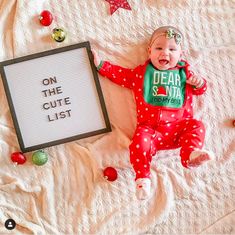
[148,35,182,70]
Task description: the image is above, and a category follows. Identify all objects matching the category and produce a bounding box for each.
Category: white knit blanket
[0,0,234,234]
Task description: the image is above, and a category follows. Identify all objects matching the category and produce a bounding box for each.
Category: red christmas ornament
[103,167,118,181]
[11,152,26,165]
[39,10,53,26]
[105,0,132,15]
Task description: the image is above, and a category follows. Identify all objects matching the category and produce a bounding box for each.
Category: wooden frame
[0,42,111,152]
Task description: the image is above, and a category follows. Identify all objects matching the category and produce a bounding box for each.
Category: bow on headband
[166,28,182,44]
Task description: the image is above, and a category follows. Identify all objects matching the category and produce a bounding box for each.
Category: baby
[93,26,214,200]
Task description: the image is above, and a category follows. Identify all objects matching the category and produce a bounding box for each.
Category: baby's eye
[170,48,177,51]
[155,47,162,50]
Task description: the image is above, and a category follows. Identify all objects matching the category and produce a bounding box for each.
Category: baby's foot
[135,178,151,200]
[188,149,214,168]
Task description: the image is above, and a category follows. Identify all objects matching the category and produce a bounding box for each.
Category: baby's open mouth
[159,59,169,65]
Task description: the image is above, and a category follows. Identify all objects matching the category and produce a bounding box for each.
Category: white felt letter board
[0,42,111,152]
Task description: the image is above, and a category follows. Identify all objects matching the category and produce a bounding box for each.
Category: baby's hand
[92,50,101,67]
[186,74,204,88]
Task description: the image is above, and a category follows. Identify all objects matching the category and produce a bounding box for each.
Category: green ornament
[52,28,66,42]
[32,150,48,166]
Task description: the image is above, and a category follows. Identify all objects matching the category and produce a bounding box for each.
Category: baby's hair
[149,25,183,46]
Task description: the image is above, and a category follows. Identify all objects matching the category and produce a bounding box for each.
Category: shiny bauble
[103,167,118,181]
[11,152,27,165]
[39,10,53,26]
[52,28,66,42]
[32,150,48,166]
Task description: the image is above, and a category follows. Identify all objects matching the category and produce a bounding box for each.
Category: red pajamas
[98,60,207,180]
[129,119,205,179]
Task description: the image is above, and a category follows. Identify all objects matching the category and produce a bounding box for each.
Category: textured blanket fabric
[0,0,234,234]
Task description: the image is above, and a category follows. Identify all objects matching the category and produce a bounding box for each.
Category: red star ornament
[105,0,132,15]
